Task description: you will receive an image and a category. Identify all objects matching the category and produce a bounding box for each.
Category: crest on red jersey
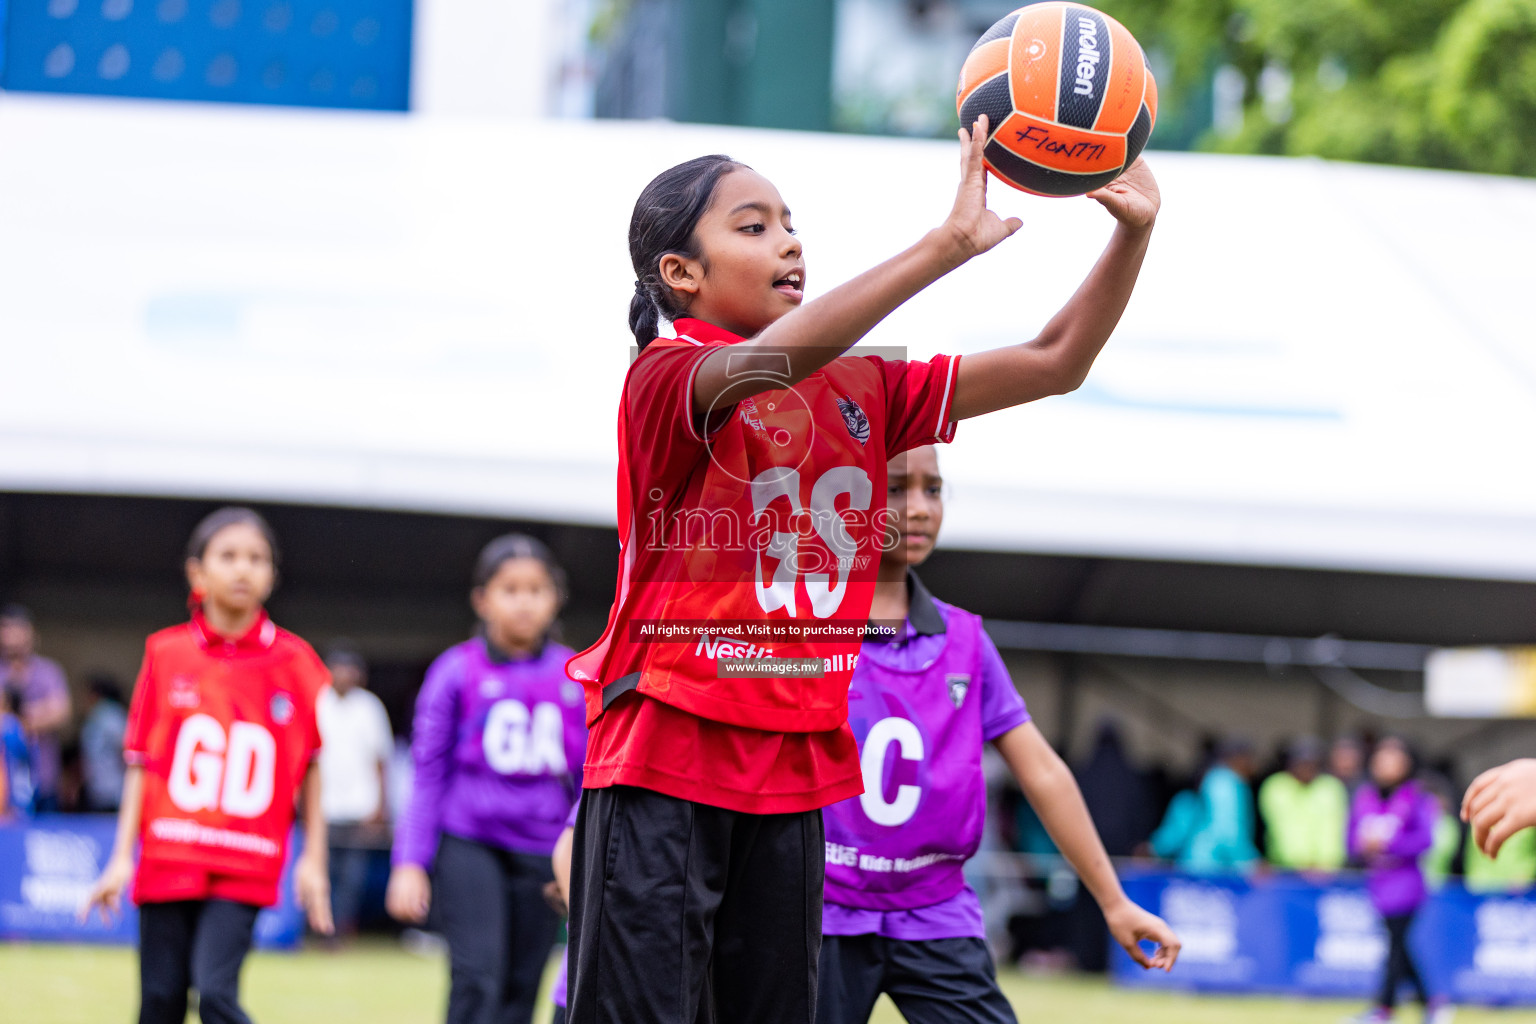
[168,675,201,709]
[946,673,971,709]
[269,692,294,725]
[837,394,870,446]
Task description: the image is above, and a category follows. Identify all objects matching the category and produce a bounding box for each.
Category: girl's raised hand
[1087,157,1160,231]
[79,854,134,924]
[942,115,1023,263]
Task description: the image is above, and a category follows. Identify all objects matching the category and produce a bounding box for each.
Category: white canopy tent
[2,94,1533,581]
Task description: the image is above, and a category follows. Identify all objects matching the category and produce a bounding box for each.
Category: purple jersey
[822,572,1029,938]
[394,637,587,868]
[1349,779,1436,917]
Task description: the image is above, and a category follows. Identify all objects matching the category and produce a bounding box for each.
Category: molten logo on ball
[1073,17,1102,97]
[955,1,1157,197]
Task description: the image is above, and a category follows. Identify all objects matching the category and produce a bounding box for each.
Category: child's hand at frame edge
[1105,898,1181,972]
[941,115,1025,265]
[1462,758,1536,859]
[1087,157,1160,232]
[295,849,334,935]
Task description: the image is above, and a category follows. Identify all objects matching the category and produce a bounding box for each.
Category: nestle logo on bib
[1074,17,1103,96]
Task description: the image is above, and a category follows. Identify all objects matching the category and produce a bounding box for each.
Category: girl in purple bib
[1345,737,1453,1024]
[819,447,1179,1024]
[387,535,588,1024]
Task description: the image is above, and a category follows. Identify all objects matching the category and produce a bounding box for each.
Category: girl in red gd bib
[566,117,1161,1024]
[83,507,333,1024]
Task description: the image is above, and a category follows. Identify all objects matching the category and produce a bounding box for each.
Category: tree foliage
[1096,0,1536,176]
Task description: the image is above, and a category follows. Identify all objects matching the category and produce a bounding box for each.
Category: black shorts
[817,934,1018,1024]
[565,784,824,1024]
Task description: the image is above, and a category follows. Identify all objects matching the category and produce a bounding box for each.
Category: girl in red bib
[83,507,333,1024]
[566,118,1161,1024]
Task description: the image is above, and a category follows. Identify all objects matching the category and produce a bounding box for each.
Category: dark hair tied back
[186,507,280,564]
[629,154,741,350]
[472,533,568,606]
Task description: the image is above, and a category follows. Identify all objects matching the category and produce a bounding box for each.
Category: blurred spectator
[1329,735,1366,794]
[1346,736,1449,1022]
[0,605,71,812]
[1076,720,1156,856]
[317,642,393,939]
[1150,738,1260,875]
[1257,736,1347,871]
[79,673,129,812]
[2,688,34,817]
[1418,773,1462,891]
[1464,824,1536,893]
[1067,720,1157,972]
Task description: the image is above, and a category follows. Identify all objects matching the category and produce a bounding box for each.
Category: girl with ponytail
[568,118,1162,1023]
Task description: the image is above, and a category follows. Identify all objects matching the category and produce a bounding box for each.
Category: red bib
[124,611,327,904]
[568,319,959,734]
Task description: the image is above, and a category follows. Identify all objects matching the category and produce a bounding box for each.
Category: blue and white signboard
[1114,869,1536,1005]
[0,815,306,949]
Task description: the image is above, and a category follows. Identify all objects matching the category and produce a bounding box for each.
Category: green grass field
[2,941,1534,1023]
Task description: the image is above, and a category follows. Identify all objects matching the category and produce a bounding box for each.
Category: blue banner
[1113,868,1536,1005]
[0,814,305,949]
[1,0,411,110]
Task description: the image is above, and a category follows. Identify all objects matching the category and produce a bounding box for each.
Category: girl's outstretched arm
[994,721,1180,971]
[692,116,1022,412]
[950,159,1160,419]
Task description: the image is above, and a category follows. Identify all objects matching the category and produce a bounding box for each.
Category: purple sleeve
[977,631,1029,742]
[1386,793,1437,859]
[392,650,462,870]
[564,800,580,831]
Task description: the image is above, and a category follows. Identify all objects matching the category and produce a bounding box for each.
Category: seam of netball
[1000,151,1106,179]
[972,69,1008,103]
[1006,9,1017,124]
[1051,7,1065,122]
[1136,49,1149,145]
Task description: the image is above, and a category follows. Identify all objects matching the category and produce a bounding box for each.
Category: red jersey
[124,610,328,907]
[569,318,959,813]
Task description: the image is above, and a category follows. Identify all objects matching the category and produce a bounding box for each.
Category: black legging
[1378,911,1428,1009]
[138,899,260,1024]
[433,833,561,1024]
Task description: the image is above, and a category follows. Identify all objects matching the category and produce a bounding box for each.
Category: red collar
[189,607,277,652]
[670,318,744,346]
